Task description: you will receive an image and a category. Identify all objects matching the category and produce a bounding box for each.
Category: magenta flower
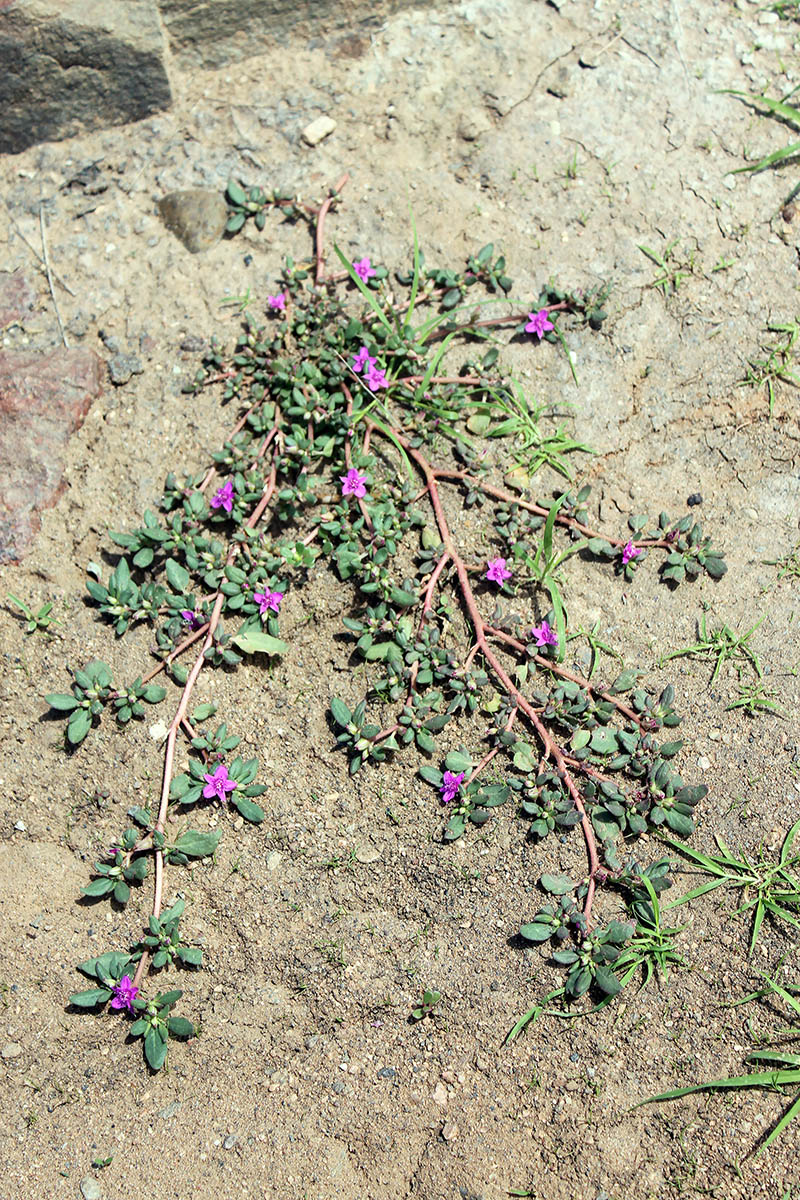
[340,468,368,498]
[110,975,139,1014]
[525,308,555,340]
[210,479,234,513]
[254,589,283,616]
[180,609,203,630]
[530,620,558,649]
[622,540,642,566]
[441,770,465,803]
[353,256,377,283]
[364,364,389,392]
[352,346,376,373]
[267,293,287,312]
[202,764,238,803]
[485,557,512,586]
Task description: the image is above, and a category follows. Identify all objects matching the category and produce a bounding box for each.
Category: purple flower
[440,770,465,804]
[525,308,555,340]
[254,589,283,616]
[341,468,368,498]
[485,557,512,586]
[210,479,234,513]
[202,764,238,803]
[267,293,287,312]
[622,540,642,566]
[110,975,139,1014]
[353,256,377,283]
[364,364,389,392]
[530,620,558,649]
[352,346,376,373]
[180,609,203,630]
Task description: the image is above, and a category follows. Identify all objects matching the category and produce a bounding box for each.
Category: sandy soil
[1,2,800,1198]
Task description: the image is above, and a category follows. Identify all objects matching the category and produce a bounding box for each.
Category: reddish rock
[0,270,36,331]
[0,348,103,564]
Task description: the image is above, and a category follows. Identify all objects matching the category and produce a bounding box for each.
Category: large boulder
[0,0,172,155]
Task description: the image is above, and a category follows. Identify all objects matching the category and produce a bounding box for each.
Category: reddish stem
[371,423,601,925]
[315,173,350,284]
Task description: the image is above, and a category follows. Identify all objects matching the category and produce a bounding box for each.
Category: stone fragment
[0,0,172,155]
[432,1081,448,1107]
[302,115,337,146]
[108,353,144,386]
[1,1042,22,1059]
[79,1178,102,1200]
[158,190,230,253]
[0,271,36,330]
[0,347,103,563]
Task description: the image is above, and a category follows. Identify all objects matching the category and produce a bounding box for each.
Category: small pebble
[302,116,336,146]
[377,1066,396,1079]
[1,1042,22,1059]
[223,1135,237,1150]
[14,820,26,831]
[686,492,702,506]
[158,189,229,253]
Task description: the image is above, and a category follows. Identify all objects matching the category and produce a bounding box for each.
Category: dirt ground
[2,1,800,1197]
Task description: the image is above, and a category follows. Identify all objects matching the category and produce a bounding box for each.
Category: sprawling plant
[45,177,726,1067]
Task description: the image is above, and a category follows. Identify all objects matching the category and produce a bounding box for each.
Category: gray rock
[0,1,172,155]
[108,353,144,386]
[158,190,229,254]
[1,1042,22,1059]
[158,0,435,69]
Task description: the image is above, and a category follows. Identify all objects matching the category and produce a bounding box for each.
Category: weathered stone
[158,190,230,254]
[0,347,103,564]
[0,270,36,331]
[108,352,144,386]
[302,115,337,146]
[0,0,172,156]
[157,0,450,68]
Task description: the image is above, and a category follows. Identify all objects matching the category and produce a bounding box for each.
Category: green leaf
[590,728,618,755]
[176,946,203,966]
[226,178,248,206]
[166,561,189,596]
[520,921,553,943]
[67,708,93,745]
[593,965,623,996]
[45,693,79,712]
[173,829,223,858]
[540,873,574,896]
[444,813,466,840]
[167,1016,194,1039]
[419,764,443,786]
[330,697,352,727]
[69,987,112,1007]
[512,741,538,772]
[144,1026,169,1070]
[141,685,167,704]
[232,795,265,823]
[444,749,472,774]
[113,880,131,904]
[232,630,289,656]
[81,878,115,898]
[192,703,217,722]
